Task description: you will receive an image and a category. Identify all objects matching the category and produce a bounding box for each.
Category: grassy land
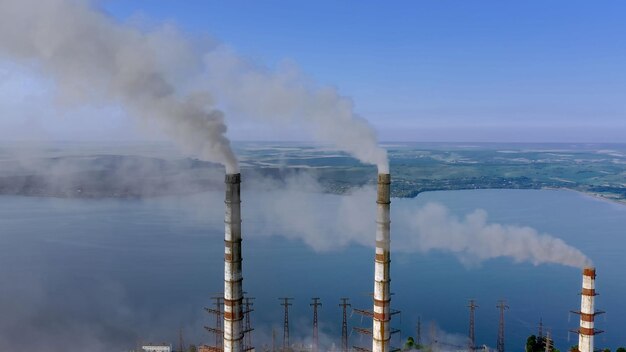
[0,142,624,204]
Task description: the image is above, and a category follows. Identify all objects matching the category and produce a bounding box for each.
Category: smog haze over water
[0,177,625,351]
[0,1,625,352]
[0,142,625,351]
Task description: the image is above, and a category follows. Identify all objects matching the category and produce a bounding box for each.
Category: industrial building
[142,344,172,352]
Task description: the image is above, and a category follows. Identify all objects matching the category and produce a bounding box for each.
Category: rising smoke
[0,0,389,174]
[202,49,390,173]
[0,0,593,349]
[0,156,594,351]
[0,0,239,173]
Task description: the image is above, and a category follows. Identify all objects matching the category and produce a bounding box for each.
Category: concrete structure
[224,173,244,352]
[577,267,599,352]
[373,173,391,352]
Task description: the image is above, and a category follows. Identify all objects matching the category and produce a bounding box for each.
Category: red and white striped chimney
[577,267,597,352]
[224,173,244,352]
[373,173,391,352]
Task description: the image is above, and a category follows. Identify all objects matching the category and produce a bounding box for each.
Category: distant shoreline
[575,190,626,206]
[2,185,625,207]
[533,186,626,206]
[414,186,626,206]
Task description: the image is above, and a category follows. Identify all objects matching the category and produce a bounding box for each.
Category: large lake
[0,189,624,352]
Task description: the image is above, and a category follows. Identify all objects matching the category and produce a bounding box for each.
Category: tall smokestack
[224,173,244,352]
[577,267,600,352]
[373,173,391,352]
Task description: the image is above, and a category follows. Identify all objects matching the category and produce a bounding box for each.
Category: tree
[527,335,538,352]
[616,348,626,352]
[537,336,546,352]
[404,336,416,350]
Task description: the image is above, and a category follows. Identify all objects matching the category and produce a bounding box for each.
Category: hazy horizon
[0,1,624,351]
[1,1,625,145]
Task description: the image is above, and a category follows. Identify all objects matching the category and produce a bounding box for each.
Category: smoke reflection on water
[0,188,622,351]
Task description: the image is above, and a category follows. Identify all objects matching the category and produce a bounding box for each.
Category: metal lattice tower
[311,298,322,352]
[179,328,186,352]
[416,316,421,347]
[243,297,255,351]
[467,300,479,351]
[538,318,543,340]
[544,329,552,352]
[496,300,509,352]
[339,298,351,352]
[279,298,294,352]
[272,328,277,352]
[216,297,224,347]
[204,295,225,350]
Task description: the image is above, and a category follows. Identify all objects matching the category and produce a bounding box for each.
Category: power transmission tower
[204,295,224,350]
[496,300,509,352]
[416,316,421,347]
[339,298,351,352]
[468,300,479,351]
[243,296,255,351]
[538,318,543,340]
[311,298,322,352]
[544,329,553,352]
[214,296,224,347]
[179,327,186,352]
[279,297,294,352]
[272,328,277,352]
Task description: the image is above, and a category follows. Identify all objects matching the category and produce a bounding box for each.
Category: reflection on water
[0,189,623,351]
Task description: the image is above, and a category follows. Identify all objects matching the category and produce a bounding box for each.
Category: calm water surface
[0,189,624,351]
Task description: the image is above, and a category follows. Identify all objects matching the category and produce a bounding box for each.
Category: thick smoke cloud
[1,144,589,268]
[230,182,591,269]
[399,202,592,268]
[0,165,593,351]
[203,49,390,173]
[0,0,239,173]
[0,0,389,174]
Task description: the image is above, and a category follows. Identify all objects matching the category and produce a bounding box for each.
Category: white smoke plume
[398,201,592,268]
[0,0,239,173]
[228,183,592,269]
[0,0,389,174]
[425,322,480,352]
[203,48,390,173]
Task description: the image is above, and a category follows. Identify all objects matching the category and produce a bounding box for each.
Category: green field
[1,142,624,204]
[237,142,626,203]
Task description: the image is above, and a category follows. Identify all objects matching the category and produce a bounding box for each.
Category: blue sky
[1,1,625,142]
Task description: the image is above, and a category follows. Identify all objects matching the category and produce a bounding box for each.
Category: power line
[339,298,352,352]
[279,297,294,352]
[311,298,322,352]
[468,300,479,351]
[496,300,509,352]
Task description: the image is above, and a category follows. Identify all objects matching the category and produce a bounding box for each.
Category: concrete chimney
[373,173,391,352]
[577,267,598,352]
[224,173,244,352]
